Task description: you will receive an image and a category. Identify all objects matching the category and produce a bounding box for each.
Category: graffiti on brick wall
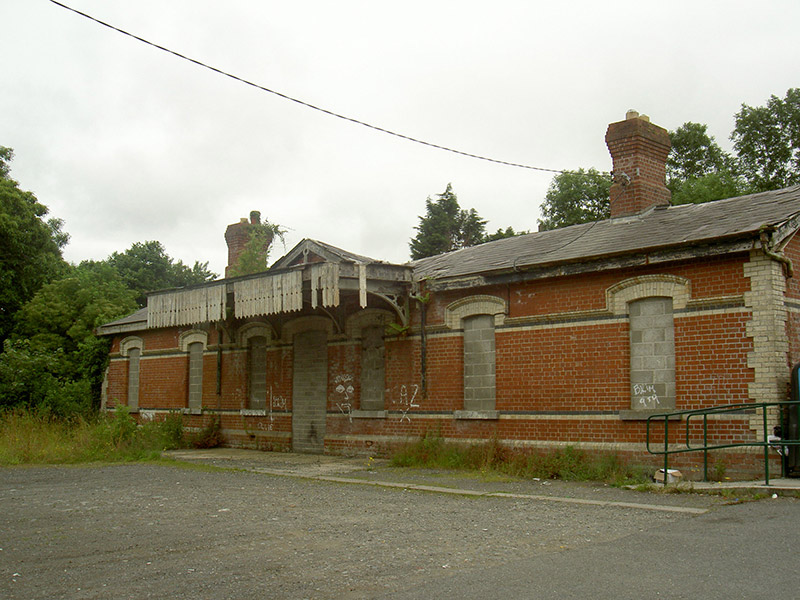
[633,383,660,409]
[263,387,287,431]
[391,383,420,422]
[333,374,354,422]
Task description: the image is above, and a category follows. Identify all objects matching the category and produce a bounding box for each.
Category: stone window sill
[240,409,267,417]
[183,407,203,415]
[454,410,499,420]
[351,410,388,419]
[619,410,680,421]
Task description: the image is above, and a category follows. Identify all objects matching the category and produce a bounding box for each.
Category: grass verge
[389,431,651,486]
[0,407,185,466]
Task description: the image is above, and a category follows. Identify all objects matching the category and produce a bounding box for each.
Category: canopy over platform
[142,239,413,330]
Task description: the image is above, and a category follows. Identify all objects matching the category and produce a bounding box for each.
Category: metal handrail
[645,401,800,485]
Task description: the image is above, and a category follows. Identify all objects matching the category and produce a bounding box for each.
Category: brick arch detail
[444,295,507,330]
[606,274,691,315]
[119,336,144,357]
[236,322,274,347]
[345,308,395,338]
[281,315,334,343]
[178,329,209,352]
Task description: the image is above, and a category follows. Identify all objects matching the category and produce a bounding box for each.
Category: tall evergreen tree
[409,184,487,259]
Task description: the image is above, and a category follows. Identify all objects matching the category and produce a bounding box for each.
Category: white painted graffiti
[266,387,287,431]
[391,384,420,422]
[336,401,353,422]
[334,374,355,400]
[633,383,660,409]
[333,374,354,422]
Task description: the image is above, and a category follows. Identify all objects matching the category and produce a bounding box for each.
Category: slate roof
[412,185,800,281]
[100,307,148,328]
[304,239,379,264]
[95,307,148,335]
[98,186,800,335]
[271,238,380,269]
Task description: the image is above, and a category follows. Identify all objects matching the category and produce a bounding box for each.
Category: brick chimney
[605,110,671,218]
[224,211,272,277]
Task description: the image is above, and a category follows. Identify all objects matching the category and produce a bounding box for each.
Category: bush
[0,339,94,418]
[42,379,93,417]
[158,412,185,450]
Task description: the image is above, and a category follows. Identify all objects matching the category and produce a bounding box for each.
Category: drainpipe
[216,322,224,409]
[759,225,794,278]
[420,299,427,397]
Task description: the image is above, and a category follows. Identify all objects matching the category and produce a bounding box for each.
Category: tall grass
[0,407,185,466]
[390,431,650,486]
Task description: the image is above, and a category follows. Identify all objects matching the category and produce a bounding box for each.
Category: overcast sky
[3,1,799,276]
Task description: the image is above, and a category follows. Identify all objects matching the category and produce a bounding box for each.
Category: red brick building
[98,112,800,477]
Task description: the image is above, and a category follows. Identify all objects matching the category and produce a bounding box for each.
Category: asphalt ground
[1,450,797,599]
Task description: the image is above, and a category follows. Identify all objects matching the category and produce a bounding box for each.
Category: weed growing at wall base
[390,431,650,485]
[187,416,224,449]
[0,407,186,465]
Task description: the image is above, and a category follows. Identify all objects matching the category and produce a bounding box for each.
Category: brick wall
[105,247,795,477]
[496,323,629,412]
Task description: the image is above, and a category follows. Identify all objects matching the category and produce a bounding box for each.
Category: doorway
[291,329,328,453]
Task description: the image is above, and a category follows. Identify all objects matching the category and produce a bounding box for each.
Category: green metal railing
[646,401,800,486]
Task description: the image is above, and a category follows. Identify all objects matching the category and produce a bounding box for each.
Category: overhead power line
[50,0,575,175]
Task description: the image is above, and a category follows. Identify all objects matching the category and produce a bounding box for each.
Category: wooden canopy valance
[146,261,410,328]
[147,284,227,328]
[233,270,304,319]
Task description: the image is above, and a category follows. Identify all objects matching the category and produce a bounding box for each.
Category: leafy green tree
[0,147,69,345]
[484,226,529,242]
[0,146,219,415]
[0,146,13,179]
[732,88,800,192]
[670,171,746,206]
[538,168,611,231]
[0,339,71,414]
[667,122,730,183]
[105,241,216,306]
[409,184,488,259]
[667,122,746,205]
[2,263,138,413]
